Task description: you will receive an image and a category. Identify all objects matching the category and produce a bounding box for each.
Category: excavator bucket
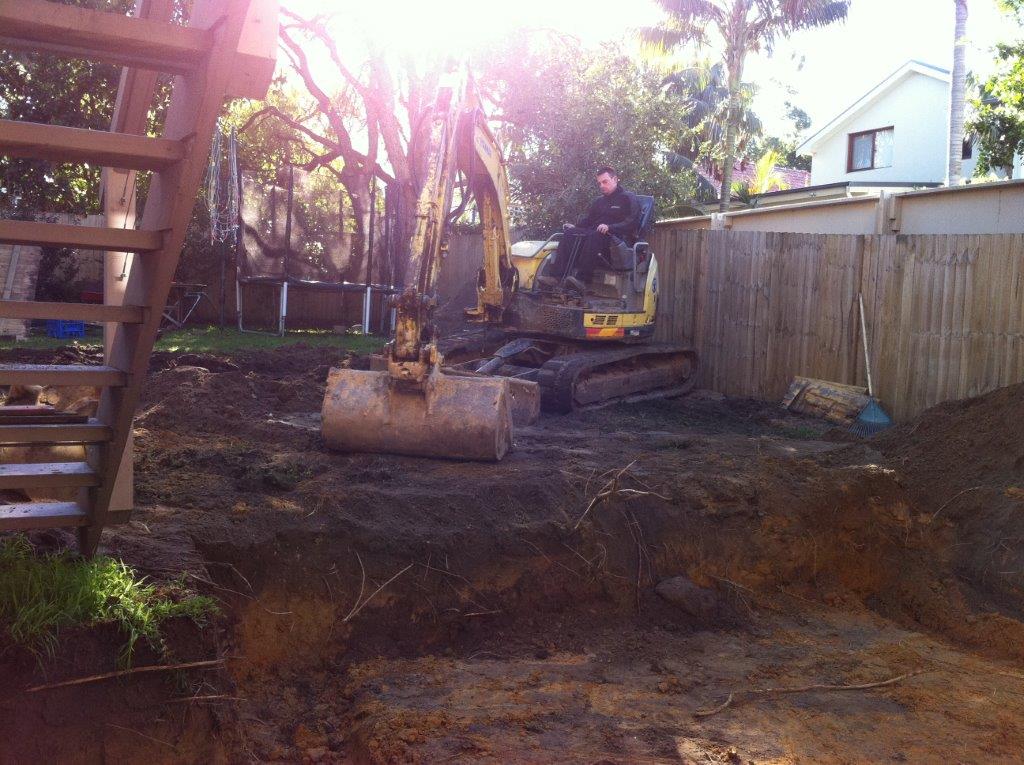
[321,367,514,461]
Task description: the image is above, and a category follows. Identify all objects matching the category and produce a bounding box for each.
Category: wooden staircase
[0,0,276,554]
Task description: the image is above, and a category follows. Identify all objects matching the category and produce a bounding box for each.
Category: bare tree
[948,0,969,185]
[239,10,435,285]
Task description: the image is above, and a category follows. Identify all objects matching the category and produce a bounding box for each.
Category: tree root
[693,670,927,718]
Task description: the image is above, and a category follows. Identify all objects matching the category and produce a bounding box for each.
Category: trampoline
[234,163,400,336]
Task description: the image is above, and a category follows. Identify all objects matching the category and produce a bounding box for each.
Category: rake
[850,293,894,436]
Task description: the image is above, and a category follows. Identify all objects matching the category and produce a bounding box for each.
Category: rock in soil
[655,575,720,620]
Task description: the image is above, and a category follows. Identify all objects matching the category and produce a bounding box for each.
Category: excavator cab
[524,194,655,296]
[471,194,696,413]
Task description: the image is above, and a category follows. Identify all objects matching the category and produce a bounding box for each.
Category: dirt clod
[655,575,720,620]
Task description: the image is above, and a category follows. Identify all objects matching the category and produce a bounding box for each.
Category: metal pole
[364,176,377,334]
[218,238,226,328]
[235,274,243,331]
[279,280,288,337]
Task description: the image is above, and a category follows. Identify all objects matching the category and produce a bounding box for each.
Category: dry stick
[930,486,984,522]
[105,723,178,752]
[693,670,926,718]
[573,460,644,530]
[581,460,636,518]
[342,563,414,623]
[524,539,582,579]
[350,550,366,614]
[164,694,245,704]
[27,659,225,693]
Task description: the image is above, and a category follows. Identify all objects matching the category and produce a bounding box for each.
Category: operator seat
[592,194,655,275]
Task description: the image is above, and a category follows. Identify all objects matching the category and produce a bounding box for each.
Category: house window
[962,138,973,160]
[847,127,894,172]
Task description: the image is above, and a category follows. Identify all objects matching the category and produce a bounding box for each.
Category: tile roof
[696,161,811,197]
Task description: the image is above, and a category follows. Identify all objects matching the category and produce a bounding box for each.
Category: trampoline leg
[362,285,372,334]
[235,277,242,332]
[278,281,288,337]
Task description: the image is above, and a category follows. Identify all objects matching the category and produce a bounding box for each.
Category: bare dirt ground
[5,344,1024,764]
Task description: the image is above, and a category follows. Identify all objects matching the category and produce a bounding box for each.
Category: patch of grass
[0,325,384,356]
[0,334,103,351]
[776,424,824,440]
[0,537,216,665]
[155,326,384,355]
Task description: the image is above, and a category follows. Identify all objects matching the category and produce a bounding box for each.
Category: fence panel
[655,229,1024,420]
[656,231,863,400]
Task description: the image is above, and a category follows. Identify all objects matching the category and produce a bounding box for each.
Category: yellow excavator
[321,69,697,461]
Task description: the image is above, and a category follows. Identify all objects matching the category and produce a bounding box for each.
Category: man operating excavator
[538,166,642,291]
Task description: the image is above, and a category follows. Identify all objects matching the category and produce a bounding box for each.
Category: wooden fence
[651,229,1024,421]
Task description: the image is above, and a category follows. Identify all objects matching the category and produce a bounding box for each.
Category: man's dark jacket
[576,184,642,243]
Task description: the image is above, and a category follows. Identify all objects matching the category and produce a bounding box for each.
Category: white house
[797,61,977,187]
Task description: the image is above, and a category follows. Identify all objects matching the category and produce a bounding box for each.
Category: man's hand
[597,223,609,234]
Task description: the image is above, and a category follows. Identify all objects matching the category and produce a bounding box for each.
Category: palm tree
[662,60,763,200]
[642,0,849,211]
[948,0,969,185]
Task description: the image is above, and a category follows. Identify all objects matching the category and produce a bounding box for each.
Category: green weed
[776,425,823,440]
[0,537,216,665]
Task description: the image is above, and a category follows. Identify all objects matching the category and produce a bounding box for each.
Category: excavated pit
[5,345,1024,763]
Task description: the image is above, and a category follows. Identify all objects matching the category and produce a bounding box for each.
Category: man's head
[596,166,619,196]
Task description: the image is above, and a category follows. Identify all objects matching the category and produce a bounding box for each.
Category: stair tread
[0,120,185,171]
[0,421,110,444]
[0,0,211,75]
[0,461,99,489]
[0,406,89,426]
[0,501,88,530]
[0,364,127,387]
[0,300,145,323]
[0,219,163,253]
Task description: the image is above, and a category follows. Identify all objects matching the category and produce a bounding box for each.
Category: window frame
[847,126,894,173]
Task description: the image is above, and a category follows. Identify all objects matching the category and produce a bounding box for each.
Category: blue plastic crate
[46,320,86,339]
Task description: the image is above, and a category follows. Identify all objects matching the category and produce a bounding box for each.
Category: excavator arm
[459,102,517,323]
[390,69,515,383]
[321,67,518,461]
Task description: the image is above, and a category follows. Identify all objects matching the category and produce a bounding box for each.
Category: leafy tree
[476,35,700,237]
[0,0,137,216]
[641,0,849,211]
[748,101,812,172]
[733,149,790,203]
[237,10,441,288]
[968,0,1024,175]
[661,60,763,201]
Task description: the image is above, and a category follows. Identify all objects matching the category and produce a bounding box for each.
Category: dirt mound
[138,344,351,428]
[871,382,1024,656]
[876,381,1024,499]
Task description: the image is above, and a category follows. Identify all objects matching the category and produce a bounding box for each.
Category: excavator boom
[321,68,519,461]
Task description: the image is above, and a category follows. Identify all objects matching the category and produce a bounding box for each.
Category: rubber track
[536,345,700,413]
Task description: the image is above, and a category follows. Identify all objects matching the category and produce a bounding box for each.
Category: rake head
[849,398,893,437]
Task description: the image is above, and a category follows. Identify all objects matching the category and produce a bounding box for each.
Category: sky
[283,0,1019,141]
[750,0,1012,137]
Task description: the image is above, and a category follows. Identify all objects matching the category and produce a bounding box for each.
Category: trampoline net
[239,166,398,285]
